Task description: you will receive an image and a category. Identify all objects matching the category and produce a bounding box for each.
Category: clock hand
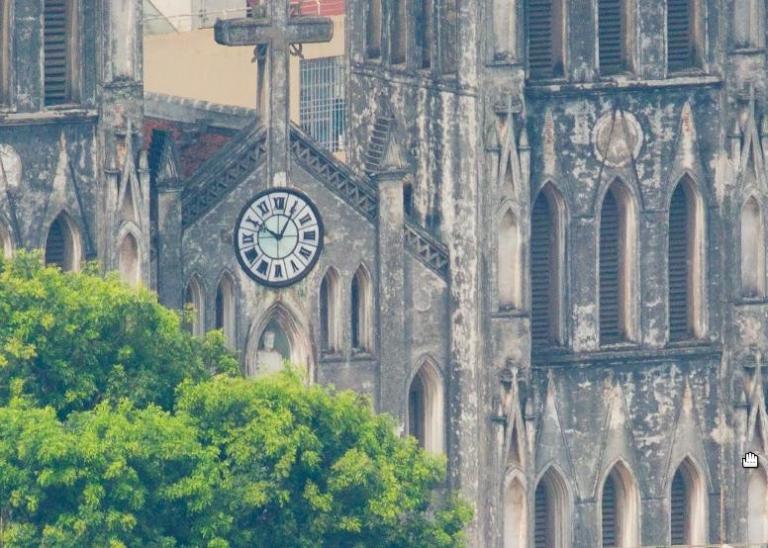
[278,215,291,239]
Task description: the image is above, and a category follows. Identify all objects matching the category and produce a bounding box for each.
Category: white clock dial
[234,187,324,287]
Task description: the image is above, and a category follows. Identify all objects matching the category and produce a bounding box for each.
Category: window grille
[600,190,622,344]
[598,0,623,74]
[668,184,690,341]
[531,192,554,347]
[602,475,618,547]
[44,0,72,105]
[670,468,687,545]
[534,481,549,548]
[667,0,693,71]
[299,56,346,152]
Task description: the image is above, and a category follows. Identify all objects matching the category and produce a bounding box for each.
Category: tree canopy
[0,255,471,547]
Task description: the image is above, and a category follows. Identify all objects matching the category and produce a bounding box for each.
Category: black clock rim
[233,187,325,289]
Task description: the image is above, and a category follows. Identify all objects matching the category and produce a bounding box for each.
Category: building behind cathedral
[0,0,767,545]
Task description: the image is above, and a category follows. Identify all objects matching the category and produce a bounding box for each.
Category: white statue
[252,330,283,376]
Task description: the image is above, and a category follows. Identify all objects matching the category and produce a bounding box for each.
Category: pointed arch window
[118,233,140,287]
[527,0,565,78]
[493,0,517,61]
[366,0,382,59]
[390,0,406,64]
[499,209,522,310]
[668,177,704,342]
[351,265,372,352]
[407,360,444,454]
[666,0,701,72]
[598,0,633,74]
[184,277,204,337]
[531,185,565,347]
[44,0,79,106]
[599,181,636,344]
[669,458,705,546]
[215,273,236,347]
[45,213,80,272]
[320,268,341,353]
[415,0,433,68]
[601,462,639,547]
[741,196,765,298]
[503,473,527,548]
[747,468,768,545]
[534,468,569,548]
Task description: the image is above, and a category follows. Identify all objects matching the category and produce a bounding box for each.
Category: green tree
[0,255,471,546]
[0,253,237,417]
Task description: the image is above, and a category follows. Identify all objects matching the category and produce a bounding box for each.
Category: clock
[234,187,324,287]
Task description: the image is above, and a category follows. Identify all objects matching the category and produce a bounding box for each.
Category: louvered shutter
[366,0,382,58]
[391,0,406,64]
[600,190,621,344]
[667,0,692,71]
[531,193,552,347]
[602,475,618,547]
[670,469,687,545]
[45,218,67,268]
[408,375,425,448]
[598,0,623,74]
[416,0,432,68]
[528,0,553,78]
[351,275,360,349]
[534,481,549,548]
[668,185,690,341]
[215,286,224,330]
[44,0,70,105]
[320,277,331,351]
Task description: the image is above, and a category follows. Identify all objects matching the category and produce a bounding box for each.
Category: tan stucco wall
[143,15,346,123]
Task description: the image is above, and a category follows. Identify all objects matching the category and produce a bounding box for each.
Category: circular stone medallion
[592,111,644,168]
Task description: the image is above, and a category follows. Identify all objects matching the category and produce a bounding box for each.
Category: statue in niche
[248,320,292,377]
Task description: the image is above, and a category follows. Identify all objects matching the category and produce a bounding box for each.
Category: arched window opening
[747,469,768,545]
[503,474,527,548]
[320,268,341,353]
[45,213,80,272]
[741,196,765,298]
[351,266,372,352]
[44,0,79,105]
[598,0,633,74]
[390,0,406,64]
[440,0,459,73]
[184,277,204,337]
[600,182,636,344]
[415,0,433,68]
[118,233,140,287]
[531,185,565,347]
[499,209,522,310]
[668,178,704,342]
[534,468,569,548]
[407,360,444,454]
[667,0,701,71]
[215,274,236,347]
[493,0,517,61]
[527,0,565,78]
[366,0,382,59]
[670,458,705,546]
[734,0,763,48]
[601,462,639,547]
[403,182,414,219]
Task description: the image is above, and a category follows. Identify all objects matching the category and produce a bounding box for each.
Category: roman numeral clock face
[234,188,324,287]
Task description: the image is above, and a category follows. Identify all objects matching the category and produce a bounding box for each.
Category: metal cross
[214,1,333,186]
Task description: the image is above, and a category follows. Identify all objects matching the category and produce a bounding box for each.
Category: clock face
[234,187,324,288]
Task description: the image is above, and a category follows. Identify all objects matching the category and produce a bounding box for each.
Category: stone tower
[0,0,148,285]
[345,0,768,546]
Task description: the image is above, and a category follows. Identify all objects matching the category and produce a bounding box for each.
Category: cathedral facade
[2,0,768,546]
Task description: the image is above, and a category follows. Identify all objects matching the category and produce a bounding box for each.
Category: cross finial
[215,2,334,186]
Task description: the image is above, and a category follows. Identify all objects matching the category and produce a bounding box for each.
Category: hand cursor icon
[743,452,759,468]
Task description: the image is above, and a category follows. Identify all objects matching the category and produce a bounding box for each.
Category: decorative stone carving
[592,110,644,167]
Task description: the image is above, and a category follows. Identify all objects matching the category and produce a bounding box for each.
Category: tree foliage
[0,255,471,547]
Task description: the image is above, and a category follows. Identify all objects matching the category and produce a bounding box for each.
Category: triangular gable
[667,101,707,191]
[664,379,711,489]
[737,95,766,190]
[747,361,768,454]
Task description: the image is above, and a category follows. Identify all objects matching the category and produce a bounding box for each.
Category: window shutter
[390,0,406,64]
[215,286,224,330]
[44,0,70,105]
[534,481,549,548]
[416,0,432,68]
[45,218,66,268]
[668,185,690,341]
[320,276,331,351]
[667,0,692,71]
[527,0,553,78]
[351,275,360,349]
[408,375,425,448]
[602,475,618,547]
[670,469,687,545]
[366,0,382,58]
[600,190,621,344]
[598,0,623,74]
[531,193,553,347]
